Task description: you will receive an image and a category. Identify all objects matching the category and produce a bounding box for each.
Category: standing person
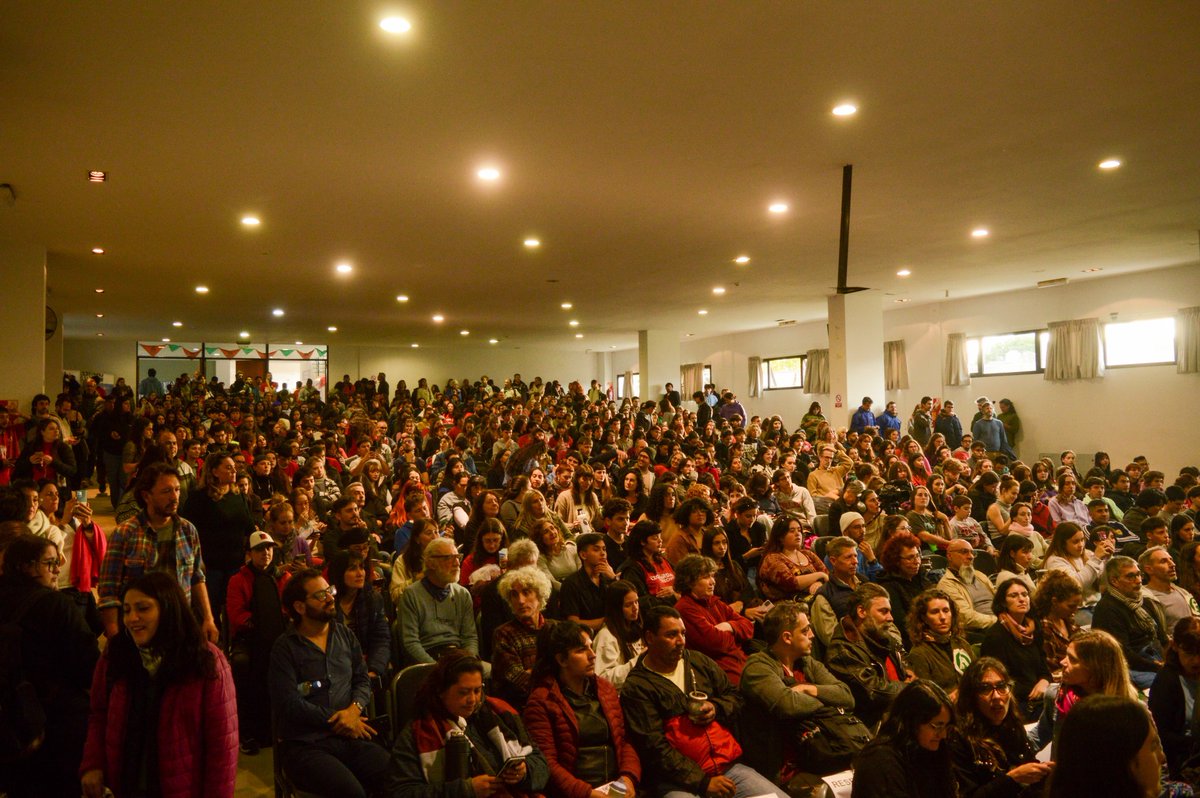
[933,400,963,452]
[270,569,390,798]
[849,397,877,436]
[850,681,958,798]
[98,463,219,643]
[181,453,255,634]
[523,621,642,798]
[92,397,133,504]
[80,572,238,798]
[0,535,99,798]
[907,397,934,447]
[995,399,1021,458]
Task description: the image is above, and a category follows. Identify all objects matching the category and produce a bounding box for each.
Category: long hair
[199,451,234,500]
[1069,629,1134,698]
[1046,695,1150,798]
[867,680,956,794]
[1179,541,1200,599]
[907,588,961,643]
[1044,522,1085,561]
[107,571,216,685]
[532,619,590,685]
[1032,568,1082,619]
[601,579,643,663]
[0,534,57,589]
[413,650,487,719]
[644,482,676,523]
[954,658,1028,769]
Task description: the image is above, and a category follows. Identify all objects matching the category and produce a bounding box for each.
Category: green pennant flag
[317,349,327,357]
[205,347,218,355]
[242,347,255,355]
[280,349,294,357]
[167,344,180,352]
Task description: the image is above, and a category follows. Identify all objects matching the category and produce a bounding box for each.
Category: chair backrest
[973,549,999,577]
[390,662,436,730]
[927,553,948,571]
[814,514,831,537]
[812,536,835,560]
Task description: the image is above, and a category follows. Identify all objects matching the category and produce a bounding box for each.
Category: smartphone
[497,756,525,779]
[759,600,774,610]
[75,489,88,505]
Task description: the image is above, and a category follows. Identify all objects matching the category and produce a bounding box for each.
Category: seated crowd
[1,374,1199,798]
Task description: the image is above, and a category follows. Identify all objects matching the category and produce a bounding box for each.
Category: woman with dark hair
[948,658,1052,796]
[486,449,511,489]
[459,517,507,588]
[391,651,549,798]
[0,534,98,797]
[80,572,237,798]
[800,402,825,443]
[523,621,641,797]
[328,550,391,679]
[674,555,755,684]
[981,578,1051,717]
[555,463,603,534]
[906,485,953,552]
[531,518,580,591]
[1047,695,1165,798]
[462,489,504,551]
[906,588,975,695]
[1086,450,1113,481]
[620,520,678,606]
[1043,520,1112,611]
[14,415,78,489]
[390,518,440,604]
[702,526,754,610]
[499,474,530,530]
[592,580,645,688]
[1170,515,1196,562]
[665,497,714,566]
[618,467,649,520]
[639,481,681,543]
[758,515,827,602]
[850,680,958,798]
[993,534,1037,592]
[1032,569,1082,680]
[1150,617,1200,778]
[120,416,155,492]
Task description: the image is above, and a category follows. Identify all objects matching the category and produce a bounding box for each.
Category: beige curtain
[681,362,705,397]
[747,357,762,398]
[1045,318,1105,381]
[802,349,829,394]
[622,370,633,398]
[1178,306,1200,374]
[884,340,909,390]
[944,333,971,386]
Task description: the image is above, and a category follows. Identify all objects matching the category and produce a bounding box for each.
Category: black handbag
[793,706,872,775]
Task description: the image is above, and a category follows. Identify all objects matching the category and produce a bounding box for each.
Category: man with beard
[270,568,389,797]
[97,462,218,642]
[825,582,912,728]
[398,536,479,664]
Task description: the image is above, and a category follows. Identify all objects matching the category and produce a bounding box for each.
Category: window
[617,372,640,399]
[1104,317,1175,367]
[702,364,712,389]
[762,355,806,390]
[964,330,1049,376]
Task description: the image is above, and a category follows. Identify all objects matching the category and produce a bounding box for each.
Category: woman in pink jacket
[81,571,238,798]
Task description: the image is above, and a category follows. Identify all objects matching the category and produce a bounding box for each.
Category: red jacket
[80,642,239,798]
[523,675,641,798]
[225,562,286,641]
[675,593,754,684]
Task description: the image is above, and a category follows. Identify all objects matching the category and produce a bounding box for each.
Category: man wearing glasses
[1091,555,1168,689]
[270,568,390,796]
[398,536,479,664]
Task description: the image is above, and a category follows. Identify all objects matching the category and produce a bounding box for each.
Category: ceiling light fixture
[432,314,444,323]
[1098,158,1122,170]
[327,326,338,332]
[172,321,182,327]
[698,309,709,315]
[712,287,726,295]
[379,16,412,33]
[477,166,501,182]
[295,341,303,345]
[897,269,912,277]
[272,308,284,317]
[241,215,261,227]
[161,338,170,343]
[396,294,409,302]
[87,170,107,183]
[489,338,498,344]
[411,343,419,348]
[568,320,579,327]
[734,255,750,264]
[524,238,540,249]
[96,332,104,336]
[336,263,353,274]
[91,247,104,255]
[195,285,209,294]
[460,330,469,336]
[894,298,910,303]
[95,313,104,318]
[561,302,573,309]
[575,333,583,339]
[94,288,105,293]
[832,103,858,116]
[239,331,249,337]
[971,227,989,238]
[768,202,789,214]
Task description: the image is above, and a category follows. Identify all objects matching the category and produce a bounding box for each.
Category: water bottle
[577,508,593,535]
[445,729,470,781]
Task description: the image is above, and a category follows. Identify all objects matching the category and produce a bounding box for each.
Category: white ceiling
[2,2,1198,351]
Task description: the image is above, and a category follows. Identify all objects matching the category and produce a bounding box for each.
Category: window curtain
[622,370,633,399]
[1178,306,1200,374]
[802,349,829,394]
[747,357,762,398]
[884,340,909,390]
[944,333,971,386]
[1045,318,1105,381]
[681,362,705,397]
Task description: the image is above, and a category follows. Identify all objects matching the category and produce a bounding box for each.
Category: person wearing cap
[810,536,864,651]
[849,397,877,436]
[836,510,883,582]
[226,530,287,754]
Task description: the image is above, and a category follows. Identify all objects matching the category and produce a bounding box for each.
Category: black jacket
[1149,663,1197,777]
[1091,591,1168,673]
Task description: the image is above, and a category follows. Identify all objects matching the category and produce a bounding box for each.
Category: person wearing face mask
[1149,617,1200,779]
[826,583,912,729]
[81,572,237,798]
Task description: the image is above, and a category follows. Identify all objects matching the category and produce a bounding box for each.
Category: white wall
[63,338,137,382]
[333,345,598,392]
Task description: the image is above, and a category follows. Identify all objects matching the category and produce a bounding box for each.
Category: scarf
[413,698,533,783]
[137,646,163,677]
[1104,573,1162,638]
[422,576,453,602]
[69,521,108,592]
[998,612,1036,646]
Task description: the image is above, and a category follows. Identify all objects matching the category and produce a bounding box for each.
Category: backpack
[0,590,50,762]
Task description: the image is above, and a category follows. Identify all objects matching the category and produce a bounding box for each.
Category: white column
[637,330,680,404]
[828,292,885,427]
[0,243,48,409]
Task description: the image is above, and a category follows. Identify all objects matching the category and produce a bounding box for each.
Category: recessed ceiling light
[195,285,209,294]
[432,314,444,323]
[94,288,104,293]
[96,332,104,336]
[1098,158,1122,170]
[832,103,858,116]
[687,333,695,337]
[489,338,498,344]
[712,287,726,295]
[768,202,789,214]
[698,309,709,315]
[87,170,107,183]
[477,166,501,182]
[561,302,573,310]
[897,269,912,277]
[336,263,352,274]
[272,308,284,317]
[327,326,338,332]
[894,298,910,303]
[460,330,469,336]
[241,216,261,227]
[734,255,750,264]
[95,313,104,318]
[411,343,419,348]
[396,294,409,302]
[971,227,989,238]
[569,320,579,327]
[239,331,249,337]
[575,333,584,339]
[91,247,104,255]
[172,321,182,327]
[295,341,303,345]
[161,338,170,343]
[379,16,411,33]
[524,238,541,249]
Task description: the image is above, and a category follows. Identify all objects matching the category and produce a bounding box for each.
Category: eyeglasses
[977,681,1012,696]
[39,558,61,570]
[308,586,337,601]
[898,554,922,562]
[429,554,462,562]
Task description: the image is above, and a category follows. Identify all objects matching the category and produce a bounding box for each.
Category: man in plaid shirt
[98,462,219,642]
